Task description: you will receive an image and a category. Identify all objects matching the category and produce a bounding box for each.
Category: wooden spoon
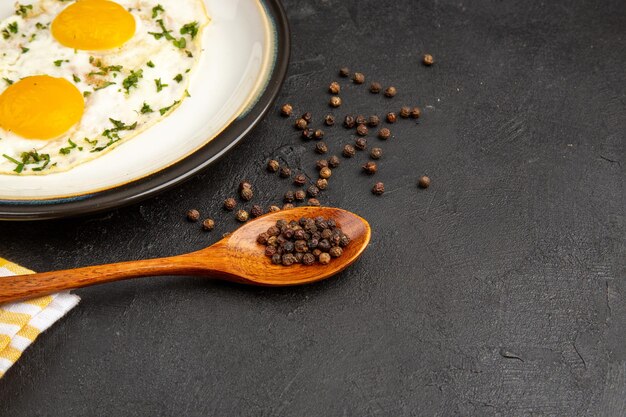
[0,207,370,304]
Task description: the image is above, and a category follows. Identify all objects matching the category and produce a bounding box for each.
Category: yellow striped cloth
[0,258,79,378]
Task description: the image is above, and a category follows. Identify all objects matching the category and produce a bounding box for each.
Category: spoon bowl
[0,207,371,304]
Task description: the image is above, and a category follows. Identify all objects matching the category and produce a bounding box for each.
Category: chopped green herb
[180,22,199,39]
[21,46,30,53]
[3,78,14,86]
[54,59,65,67]
[59,139,78,155]
[154,78,167,92]
[152,4,164,18]
[72,74,81,83]
[16,4,33,17]
[84,137,98,146]
[172,37,186,48]
[2,154,24,173]
[94,81,115,90]
[159,100,180,115]
[147,60,155,68]
[83,91,92,97]
[148,19,174,41]
[35,22,47,30]
[122,69,143,93]
[140,102,153,114]
[173,74,183,83]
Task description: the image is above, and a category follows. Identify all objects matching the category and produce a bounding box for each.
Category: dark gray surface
[1,0,625,415]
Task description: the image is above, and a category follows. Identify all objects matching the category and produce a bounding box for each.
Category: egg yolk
[0,76,85,140]
[51,0,136,50]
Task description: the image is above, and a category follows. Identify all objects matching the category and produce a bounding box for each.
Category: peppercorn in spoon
[0,207,371,304]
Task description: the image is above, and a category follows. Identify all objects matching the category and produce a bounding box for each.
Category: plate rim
[0,0,290,221]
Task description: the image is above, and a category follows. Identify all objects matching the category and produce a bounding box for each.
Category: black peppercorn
[363,161,377,175]
[302,253,316,265]
[250,205,263,218]
[329,96,342,107]
[294,252,304,263]
[282,241,295,253]
[257,232,269,245]
[294,229,306,240]
[328,155,340,168]
[329,82,340,94]
[418,175,431,189]
[264,246,276,258]
[295,118,308,130]
[368,115,380,127]
[370,82,382,93]
[319,167,332,179]
[321,228,332,240]
[186,209,200,222]
[282,253,297,266]
[315,142,328,154]
[268,205,281,213]
[314,129,324,140]
[202,218,215,230]
[343,144,356,157]
[329,246,343,258]
[312,248,322,257]
[271,253,282,264]
[279,166,291,178]
[294,173,307,186]
[224,198,237,211]
[324,114,335,126]
[301,129,314,140]
[386,112,397,123]
[235,209,249,222]
[339,67,350,77]
[280,104,292,117]
[355,115,367,125]
[283,203,295,210]
[400,106,411,118]
[316,178,328,190]
[316,159,329,170]
[267,225,280,236]
[308,238,319,250]
[355,137,367,150]
[370,147,383,159]
[318,252,331,265]
[283,191,295,203]
[308,198,321,206]
[378,128,391,140]
[295,190,306,201]
[343,115,356,128]
[423,54,434,66]
[240,187,253,201]
[353,72,365,84]
[384,86,397,97]
[372,182,385,195]
[411,107,421,119]
[318,239,331,252]
[301,112,312,123]
[267,159,279,172]
[307,185,320,197]
[356,124,368,136]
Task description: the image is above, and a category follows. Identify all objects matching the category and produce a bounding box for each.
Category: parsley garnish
[3,78,13,85]
[154,78,167,92]
[21,47,29,53]
[72,74,81,83]
[122,69,143,93]
[59,139,81,155]
[180,22,199,39]
[140,102,153,114]
[147,60,155,68]
[152,4,164,18]
[173,74,183,83]
[159,100,180,115]
[16,4,33,17]
[2,154,24,173]
[94,81,115,90]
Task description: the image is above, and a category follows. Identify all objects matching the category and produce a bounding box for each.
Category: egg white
[0,0,209,175]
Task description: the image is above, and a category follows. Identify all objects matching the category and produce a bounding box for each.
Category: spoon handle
[0,255,209,304]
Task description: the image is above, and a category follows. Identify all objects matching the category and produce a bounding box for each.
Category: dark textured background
[1,0,625,415]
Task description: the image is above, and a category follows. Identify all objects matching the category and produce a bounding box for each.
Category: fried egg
[0,0,209,175]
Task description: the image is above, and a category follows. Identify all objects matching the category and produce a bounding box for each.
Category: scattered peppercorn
[267,159,280,172]
[328,155,340,168]
[240,187,253,201]
[319,167,332,179]
[378,128,391,140]
[280,104,293,117]
[250,205,264,218]
[329,82,341,94]
[370,147,383,159]
[343,115,356,128]
[284,190,295,203]
[316,159,329,170]
[307,185,320,197]
[423,54,434,66]
[301,112,312,123]
[295,190,306,201]
[315,142,329,154]
[384,86,397,97]
[318,252,331,265]
[339,67,350,77]
[363,161,378,175]
[370,82,382,93]
[324,114,335,126]
[235,209,249,222]
[343,144,356,157]
[356,115,367,125]
[372,182,385,195]
[400,106,411,118]
[294,173,307,186]
[308,198,321,206]
[329,96,342,107]
[316,178,328,190]
[224,198,237,211]
[313,129,324,140]
[418,175,431,189]
[268,205,281,213]
[368,115,380,127]
[353,72,365,84]
[295,118,308,130]
[386,112,397,123]
[202,218,215,230]
[355,137,367,150]
[356,124,368,136]
[411,107,421,119]
[282,203,295,210]
[187,209,200,222]
[279,166,291,178]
